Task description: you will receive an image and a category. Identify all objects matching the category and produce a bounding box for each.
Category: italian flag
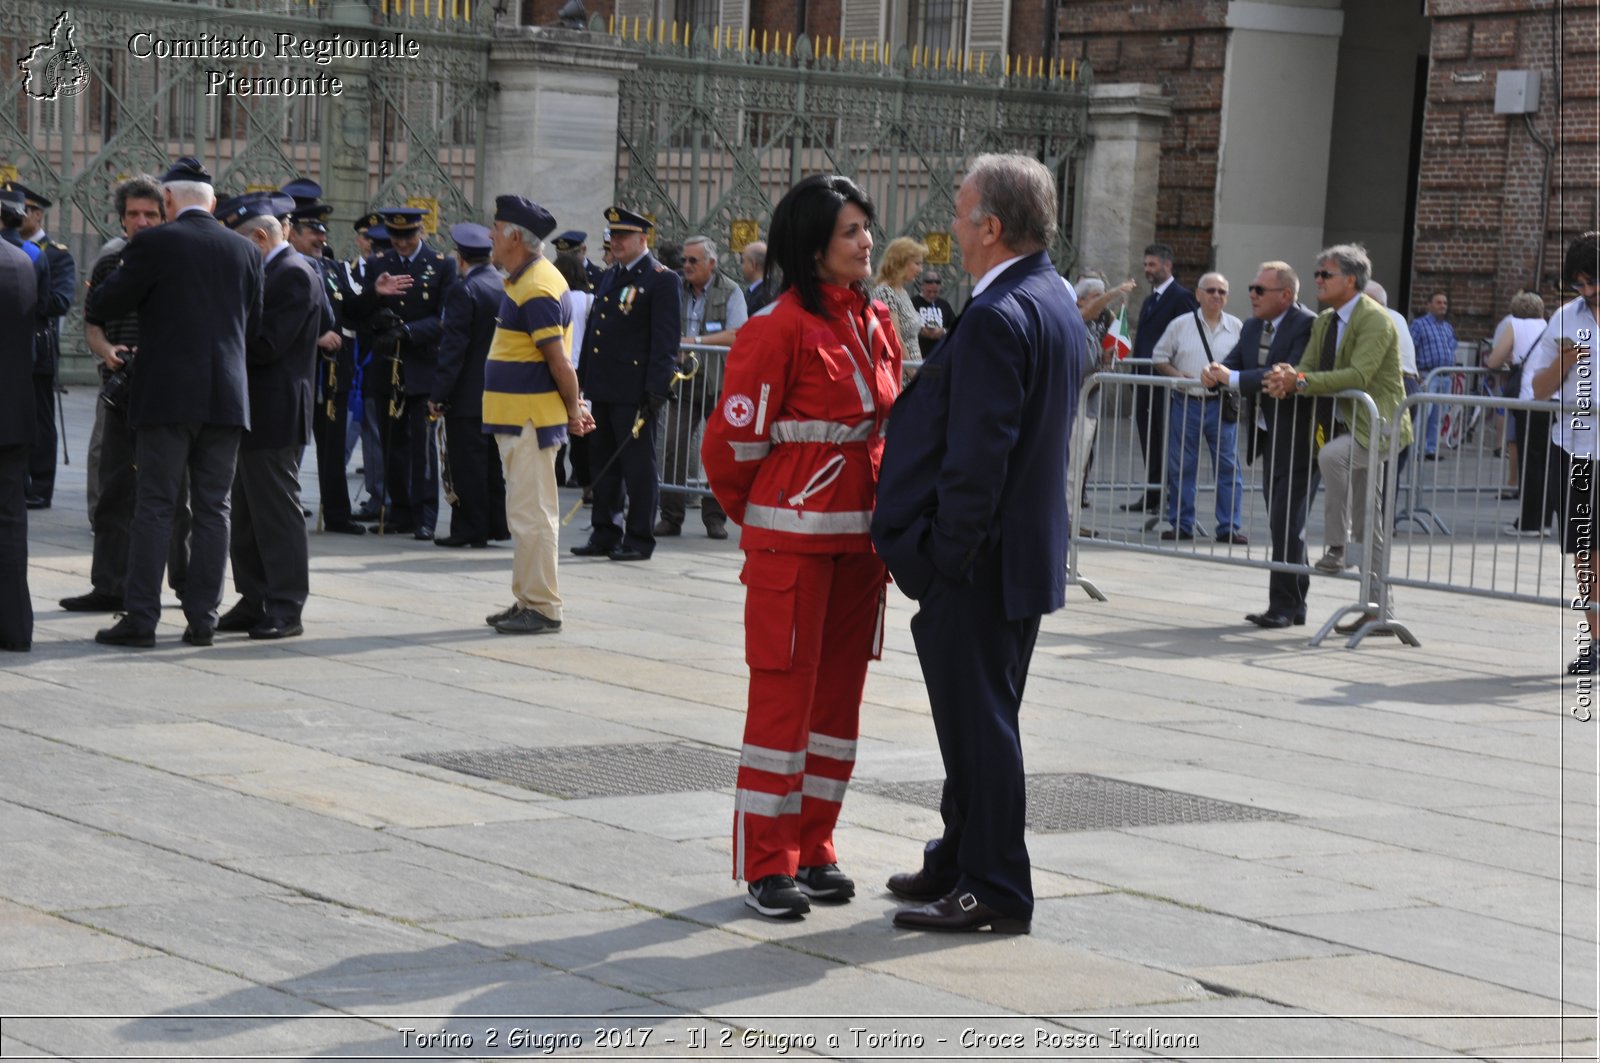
[1102,304,1132,359]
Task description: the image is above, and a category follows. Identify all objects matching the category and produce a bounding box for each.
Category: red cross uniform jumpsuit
[701,282,902,883]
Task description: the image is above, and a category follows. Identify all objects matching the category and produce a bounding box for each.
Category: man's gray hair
[964,153,1057,254]
[742,241,766,267]
[685,235,718,263]
[496,220,542,255]
[236,214,282,244]
[1316,243,1372,291]
[163,179,213,209]
[1259,260,1299,298]
[1363,280,1389,307]
[1075,277,1106,297]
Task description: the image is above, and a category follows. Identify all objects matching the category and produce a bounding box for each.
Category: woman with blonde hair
[871,236,928,357]
[1484,288,1550,518]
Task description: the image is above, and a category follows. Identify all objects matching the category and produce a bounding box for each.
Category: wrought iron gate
[1,0,491,377]
[612,28,1092,292]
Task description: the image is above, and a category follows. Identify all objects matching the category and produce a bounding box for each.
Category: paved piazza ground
[0,392,1594,1060]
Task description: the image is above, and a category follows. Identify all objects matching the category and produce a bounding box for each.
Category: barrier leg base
[1072,575,1107,602]
[1310,605,1421,649]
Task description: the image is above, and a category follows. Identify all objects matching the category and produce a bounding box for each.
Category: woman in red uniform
[702,175,902,918]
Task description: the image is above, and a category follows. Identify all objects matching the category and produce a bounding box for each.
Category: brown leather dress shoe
[892,891,1030,934]
[885,868,958,902]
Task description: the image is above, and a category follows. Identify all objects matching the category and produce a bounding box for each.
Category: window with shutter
[963,0,1007,61]
[841,0,887,46]
[615,0,657,31]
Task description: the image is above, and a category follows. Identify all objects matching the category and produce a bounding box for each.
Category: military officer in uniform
[215,192,321,639]
[4,182,74,511]
[347,207,458,539]
[0,227,37,650]
[572,207,681,562]
[348,214,388,520]
[554,230,603,288]
[430,222,508,547]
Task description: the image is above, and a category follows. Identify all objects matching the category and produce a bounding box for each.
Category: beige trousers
[496,423,562,622]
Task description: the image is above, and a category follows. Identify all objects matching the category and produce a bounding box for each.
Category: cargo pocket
[741,552,800,670]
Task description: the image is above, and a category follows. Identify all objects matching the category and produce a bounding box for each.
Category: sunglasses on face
[683,256,706,266]
[1247,285,1284,296]
[1313,270,1341,281]
[1201,287,1228,296]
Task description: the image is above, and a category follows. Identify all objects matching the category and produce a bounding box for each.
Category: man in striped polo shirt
[480,195,595,635]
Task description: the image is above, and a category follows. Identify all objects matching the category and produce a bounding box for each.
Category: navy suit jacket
[86,209,261,429]
[346,242,457,397]
[872,251,1086,621]
[1220,303,1316,465]
[579,252,681,404]
[243,246,321,451]
[431,262,501,416]
[1131,279,1197,370]
[0,238,37,447]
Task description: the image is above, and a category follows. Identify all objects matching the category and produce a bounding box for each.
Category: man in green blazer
[1265,243,1412,632]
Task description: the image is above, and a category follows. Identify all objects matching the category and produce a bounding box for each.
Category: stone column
[1079,84,1171,282]
[485,28,637,239]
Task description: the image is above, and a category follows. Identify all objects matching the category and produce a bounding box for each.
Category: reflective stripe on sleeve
[741,506,872,535]
[769,420,874,445]
[729,441,772,462]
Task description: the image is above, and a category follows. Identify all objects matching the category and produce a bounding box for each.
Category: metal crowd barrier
[1395,365,1503,534]
[657,342,731,503]
[1379,390,1568,636]
[1069,372,1406,648]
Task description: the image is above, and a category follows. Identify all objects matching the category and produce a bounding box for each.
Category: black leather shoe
[248,618,304,640]
[1159,529,1194,541]
[413,528,435,542]
[435,534,488,548]
[323,521,368,535]
[1119,497,1151,513]
[1216,530,1249,545]
[181,624,214,647]
[60,590,123,612]
[609,546,649,562]
[892,891,1030,934]
[368,522,415,535]
[25,497,49,510]
[95,616,156,648]
[217,603,265,632]
[570,542,614,557]
[885,867,958,903]
[1245,610,1306,629]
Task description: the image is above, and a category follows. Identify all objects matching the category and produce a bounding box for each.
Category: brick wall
[1056,0,1228,285]
[1416,0,1597,339]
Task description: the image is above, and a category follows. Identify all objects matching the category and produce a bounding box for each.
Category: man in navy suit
[1205,262,1318,627]
[0,235,38,651]
[571,206,681,562]
[1124,243,1197,512]
[214,192,321,641]
[86,156,263,647]
[872,154,1086,935]
[430,222,508,548]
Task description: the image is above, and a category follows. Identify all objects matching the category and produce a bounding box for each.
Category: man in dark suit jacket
[572,206,681,562]
[430,222,508,548]
[85,156,263,648]
[0,236,38,651]
[346,207,458,539]
[1125,242,1198,512]
[212,192,320,640]
[4,182,75,510]
[872,154,1086,935]
[1205,261,1317,627]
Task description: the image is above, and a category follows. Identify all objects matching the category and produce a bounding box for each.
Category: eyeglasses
[682,256,706,266]
[1201,287,1228,296]
[1247,285,1284,296]
[1313,270,1342,281]
[922,279,941,286]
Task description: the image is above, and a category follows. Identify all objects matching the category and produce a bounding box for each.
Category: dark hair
[1144,242,1175,264]
[654,239,684,273]
[1564,231,1599,288]
[115,174,164,220]
[1427,290,1449,303]
[766,174,876,318]
[553,250,590,292]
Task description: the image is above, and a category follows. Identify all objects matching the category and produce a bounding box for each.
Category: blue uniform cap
[161,155,213,185]
[354,211,382,234]
[216,191,296,229]
[449,222,493,256]
[379,207,426,233]
[280,178,323,206]
[603,206,651,234]
[2,182,50,210]
[493,195,556,240]
[367,224,390,244]
[552,230,587,252]
[0,189,25,220]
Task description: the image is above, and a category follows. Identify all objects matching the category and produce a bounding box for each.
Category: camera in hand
[99,349,137,410]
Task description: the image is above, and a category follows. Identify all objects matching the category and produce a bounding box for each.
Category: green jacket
[1294,293,1414,452]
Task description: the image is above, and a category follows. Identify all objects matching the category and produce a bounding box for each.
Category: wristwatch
[1295,372,1309,393]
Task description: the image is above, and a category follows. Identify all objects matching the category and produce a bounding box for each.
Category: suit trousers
[657,396,726,530]
[1318,433,1392,606]
[27,374,55,503]
[90,397,190,600]
[231,446,309,623]
[124,423,241,632]
[311,391,353,526]
[733,550,882,882]
[910,548,1041,921]
[446,415,507,542]
[586,401,659,557]
[379,398,439,533]
[87,399,105,521]
[495,424,561,622]
[0,444,31,651]
[1259,434,1318,616]
[359,394,387,512]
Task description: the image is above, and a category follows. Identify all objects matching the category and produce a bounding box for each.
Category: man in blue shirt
[1409,291,1457,460]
